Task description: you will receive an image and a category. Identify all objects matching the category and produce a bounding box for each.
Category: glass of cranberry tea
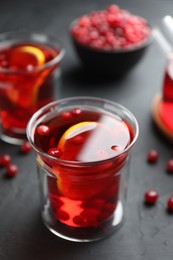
[27,97,139,242]
[0,31,65,144]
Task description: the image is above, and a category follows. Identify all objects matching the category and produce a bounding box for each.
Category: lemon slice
[10,45,45,68]
[7,45,46,104]
[56,121,97,197]
[58,121,97,151]
[19,46,45,65]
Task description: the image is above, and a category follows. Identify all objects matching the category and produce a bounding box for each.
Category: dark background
[0,0,173,259]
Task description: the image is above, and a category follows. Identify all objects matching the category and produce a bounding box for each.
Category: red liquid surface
[160,60,173,132]
[0,42,59,139]
[35,108,134,228]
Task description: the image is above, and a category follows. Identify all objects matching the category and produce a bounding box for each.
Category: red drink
[27,97,138,241]
[0,32,64,144]
[34,106,133,233]
[160,59,173,132]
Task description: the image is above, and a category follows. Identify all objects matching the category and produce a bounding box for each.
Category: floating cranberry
[144,190,159,204]
[72,108,82,116]
[6,164,18,177]
[47,147,62,158]
[20,141,32,154]
[61,111,72,120]
[0,154,11,167]
[167,197,173,212]
[37,125,50,136]
[71,135,85,145]
[166,159,173,173]
[147,149,159,163]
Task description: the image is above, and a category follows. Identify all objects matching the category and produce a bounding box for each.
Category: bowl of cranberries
[70,4,153,77]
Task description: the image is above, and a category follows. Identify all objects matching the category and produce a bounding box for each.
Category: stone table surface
[0,0,173,259]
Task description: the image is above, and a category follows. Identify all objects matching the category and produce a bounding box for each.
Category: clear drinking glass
[0,31,65,144]
[27,96,139,242]
[152,16,173,138]
[154,16,173,102]
[154,15,173,57]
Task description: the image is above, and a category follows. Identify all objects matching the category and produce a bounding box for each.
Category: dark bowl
[70,21,153,78]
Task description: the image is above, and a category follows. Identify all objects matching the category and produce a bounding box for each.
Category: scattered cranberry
[71,4,151,50]
[147,149,159,164]
[6,164,18,177]
[20,141,32,154]
[47,148,62,158]
[167,197,173,212]
[144,190,159,204]
[0,154,11,167]
[37,125,50,136]
[166,159,173,173]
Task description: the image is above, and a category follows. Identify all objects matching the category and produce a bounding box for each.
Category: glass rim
[0,30,65,73]
[26,96,139,166]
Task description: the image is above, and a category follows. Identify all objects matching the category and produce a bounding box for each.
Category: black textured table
[1,0,173,259]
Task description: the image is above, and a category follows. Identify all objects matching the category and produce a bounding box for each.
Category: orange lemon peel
[13,45,45,66]
[57,121,98,151]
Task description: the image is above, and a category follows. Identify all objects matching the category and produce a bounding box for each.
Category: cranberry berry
[147,149,159,164]
[166,159,173,173]
[71,4,151,51]
[61,111,72,120]
[144,189,159,204]
[20,141,32,154]
[6,164,18,177]
[167,197,173,212]
[0,154,11,167]
[37,125,50,136]
[107,4,120,14]
[72,108,82,116]
[48,148,62,158]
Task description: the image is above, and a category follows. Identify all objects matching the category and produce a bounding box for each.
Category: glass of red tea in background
[152,16,173,141]
[27,96,139,242]
[0,31,65,144]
